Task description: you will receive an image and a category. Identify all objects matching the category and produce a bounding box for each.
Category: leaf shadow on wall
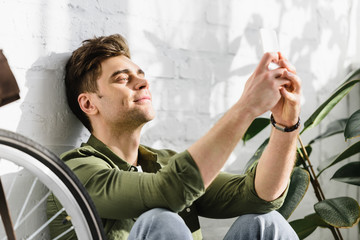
[140,19,260,171]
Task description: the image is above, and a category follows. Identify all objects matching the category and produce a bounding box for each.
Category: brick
[122,0,206,23]
[179,57,212,79]
[147,78,170,111]
[206,0,231,26]
[185,115,211,141]
[165,79,197,112]
[166,22,228,53]
[132,51,176,79]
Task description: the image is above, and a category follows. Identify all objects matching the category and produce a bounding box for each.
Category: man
[48,34,301,239]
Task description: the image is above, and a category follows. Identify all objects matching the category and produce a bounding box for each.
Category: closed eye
[110,68,145,83]
[115,73,129,83]
[118,77,128,82]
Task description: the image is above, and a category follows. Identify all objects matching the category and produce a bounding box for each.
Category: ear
[78,93,98,116]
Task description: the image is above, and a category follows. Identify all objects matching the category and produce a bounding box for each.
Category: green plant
[243,68,360,239]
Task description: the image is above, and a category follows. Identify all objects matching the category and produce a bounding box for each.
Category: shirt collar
[138,146,161,172]
[86,134,160,172]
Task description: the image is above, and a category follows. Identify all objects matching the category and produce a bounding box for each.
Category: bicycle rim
[0,129,105,239]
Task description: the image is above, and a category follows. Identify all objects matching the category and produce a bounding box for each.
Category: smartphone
[260,28,280,70]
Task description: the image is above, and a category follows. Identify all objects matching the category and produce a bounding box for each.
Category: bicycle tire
[0,128,106,239]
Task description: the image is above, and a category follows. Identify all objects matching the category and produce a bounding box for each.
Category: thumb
[280,87,297,103]
[258,52,280,72]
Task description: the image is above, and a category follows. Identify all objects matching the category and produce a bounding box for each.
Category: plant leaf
[308,118,348,145]
[290,213,332,239]
[242,118,270,144]
[345,109,360,141]
[331,161,360,186]
[314,197,360,228]
[317,141,360,176]
[304,213,331,228]
[243,138,269,173]
[344,68,360,83]
[301,78,360,134]
[290,218,318,239]
[277,167,310,219]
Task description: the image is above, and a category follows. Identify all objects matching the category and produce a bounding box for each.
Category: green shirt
[47,135,287,240]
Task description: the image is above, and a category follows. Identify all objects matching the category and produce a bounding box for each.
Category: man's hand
[239,52,301,125]
[271,52,301,127]
[188,52,301,190]
[252,52,302,201]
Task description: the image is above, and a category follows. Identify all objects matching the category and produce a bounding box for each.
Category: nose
[134,76,149,90]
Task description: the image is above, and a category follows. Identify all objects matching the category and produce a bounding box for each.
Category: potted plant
[243,68,360,239]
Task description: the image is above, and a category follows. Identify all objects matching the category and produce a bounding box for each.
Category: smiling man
[47,34,301,240]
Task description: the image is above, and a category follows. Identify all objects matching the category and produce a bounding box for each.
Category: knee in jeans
[225,211,298,240]
[150,208,183,224]
[253,211,289,228]
[258,211,288,225]
[140,208,190,236]
[233,211,290,231]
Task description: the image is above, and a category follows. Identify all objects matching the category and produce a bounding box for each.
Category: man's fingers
[259,52,296,74]
[275,78,291,90]
[278,52,296,74]
[259,52,280,72]
[280,87,299,104]
[266,67,301,94]
[279,59,296,74]
[270,67,287,78]
[282,70,301,93]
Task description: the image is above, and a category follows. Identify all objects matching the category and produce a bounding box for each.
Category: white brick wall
[0,0,359,239]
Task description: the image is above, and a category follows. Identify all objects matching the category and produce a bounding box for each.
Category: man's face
[92,55,155,129]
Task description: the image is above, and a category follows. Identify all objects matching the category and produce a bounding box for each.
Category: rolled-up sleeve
[66,150,205,220]
[195,164,288,218]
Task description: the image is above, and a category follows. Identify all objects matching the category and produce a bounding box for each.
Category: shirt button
[186,208,191,213]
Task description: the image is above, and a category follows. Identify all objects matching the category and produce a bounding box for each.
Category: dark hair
[65,34,130,132]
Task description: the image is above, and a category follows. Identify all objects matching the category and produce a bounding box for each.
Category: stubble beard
[120,106,155,130]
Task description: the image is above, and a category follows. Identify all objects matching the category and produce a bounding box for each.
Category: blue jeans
[128,208,299,240]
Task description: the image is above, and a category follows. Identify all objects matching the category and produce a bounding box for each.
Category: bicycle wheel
[0,129,106,239]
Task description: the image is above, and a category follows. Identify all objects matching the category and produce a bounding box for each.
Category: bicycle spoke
[52,225,75,240]
[4,173,17,201]
[26,207,66,240]
[16,190,51,228]
[0,129,105,239]
[0,158,22,201]
[14,177,38,229]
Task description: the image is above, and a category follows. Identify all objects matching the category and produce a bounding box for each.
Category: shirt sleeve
[195,164,288,218]
[65,150,205,220]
